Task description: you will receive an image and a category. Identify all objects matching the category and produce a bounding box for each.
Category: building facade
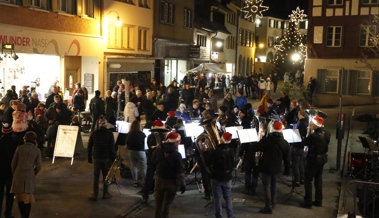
[305,0,379,106]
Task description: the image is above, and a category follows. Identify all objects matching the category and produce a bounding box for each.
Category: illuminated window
[107,23,134,50]
[138,27,149,51]
[326,26,342,47]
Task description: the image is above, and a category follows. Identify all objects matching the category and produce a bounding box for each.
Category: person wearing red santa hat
[142,120,170,203]
[252,121,290,214]
[204,132,235,218]
[151,131,185,217]
[165,110,177,129]
[300,116,330,209]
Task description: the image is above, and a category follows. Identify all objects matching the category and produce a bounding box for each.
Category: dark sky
[262,0,308,19]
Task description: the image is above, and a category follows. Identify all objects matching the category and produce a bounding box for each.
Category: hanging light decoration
[241,0,269,22]
[289,7,307,24]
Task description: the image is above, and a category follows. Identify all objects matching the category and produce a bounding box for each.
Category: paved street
[3,86,379,218]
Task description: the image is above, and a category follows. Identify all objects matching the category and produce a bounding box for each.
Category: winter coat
[12,111,33,133]
[222,98,235,113]
[124,102,139,122]
[88,126,116,160]
[253,132,290,175]
[0,134,18,180]
[235,96,247,110]
[258,79,267,90]
[11,142,42,194]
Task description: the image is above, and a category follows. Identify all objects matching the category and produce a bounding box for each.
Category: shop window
[326,26,342,47]
[197,34,207,47]
[360,25,376,47]
[184,8,192,28]
[138,27,149,51]
[160,0,175,25]
[107,23,134,50]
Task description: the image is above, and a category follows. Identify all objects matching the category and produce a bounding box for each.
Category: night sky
[262,0,308,19]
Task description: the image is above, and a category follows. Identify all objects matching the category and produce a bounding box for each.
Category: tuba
[195,118,221,174]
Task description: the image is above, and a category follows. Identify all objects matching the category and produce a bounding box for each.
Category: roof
[187,63,227,73]
[194,17,231,34]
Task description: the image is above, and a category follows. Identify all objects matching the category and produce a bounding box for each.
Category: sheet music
[178,144,186,159]
[237,128,258,143]
[116,121,131,134]
[225,126,243,139]
[282,129,302,143]
[184,123,204,137]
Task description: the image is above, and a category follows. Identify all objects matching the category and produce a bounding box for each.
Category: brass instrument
[255,116,267,165]
[195,118,221,174]
[105,155,124,184]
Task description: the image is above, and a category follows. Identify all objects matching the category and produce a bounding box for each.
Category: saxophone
[195,118,221,174]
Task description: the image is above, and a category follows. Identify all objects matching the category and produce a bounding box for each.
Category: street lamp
[105,10,122,26]
[291,52,301,62]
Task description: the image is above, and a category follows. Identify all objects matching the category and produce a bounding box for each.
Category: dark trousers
[273,82,278,93]
[304,161,324,205]
[245,85,251,97]
[143,164,156,199]
[291,147,304,183]
[244,159,259,193]
[154,178,177,218]
[91,115,100,131]
[197,157,212,197]
[0,178,14,218]
[261,172,278,209]
[259,89,265,100]
[93,159,111,196]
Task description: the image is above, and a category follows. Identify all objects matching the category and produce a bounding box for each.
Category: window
[60,0,74,14]
[138,28,149,51]
[326,26,342,47]
[239,28,253,47]
[324,70,339,93]
[362,0,378,4]
[184,8,192,28]
[226,36,235,49]
[227,13,236,25]
[29,0,41,7]
[299,21,308,30]
[360,25,376,47]
[268,36,274,47]
[197,34,207,47]
[138,0,148,7]
[160,0,175,25]
[82,0,94,17]
[328,0,343,5]
[118,0,134,4]
[107,23,134,49]
[356,71,371,94]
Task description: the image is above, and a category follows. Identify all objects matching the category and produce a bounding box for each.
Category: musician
[301,116,330,209]
[150,102,167,122]
[286,101,300,128]
[142,120,170,204]
[205,132,235,218]
[239,108,252,129]
[165,111,177,129]
[175,103,190,122]
[217,106,228,128]
[291,110,308,187]
[87,117,115,200]
[190,99,204,119]
[253,121,290,214]
[152,132,186,218]
[225,111,240,152]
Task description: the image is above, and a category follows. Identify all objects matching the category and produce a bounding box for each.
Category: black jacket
[126,131,146,151]
[303,127,330,162]
[253,132,290,175]
[152,142,185,186]
[0,133,18,180]
[88,126,116,160]
[205,143,235,181]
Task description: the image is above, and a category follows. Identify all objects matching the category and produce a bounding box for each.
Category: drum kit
[348,136,379,181]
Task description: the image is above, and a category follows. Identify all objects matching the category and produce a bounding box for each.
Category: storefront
[0,24,104,102]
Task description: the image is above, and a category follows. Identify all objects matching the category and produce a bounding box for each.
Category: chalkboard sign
[52,125,79,165]
[84,74,94,93]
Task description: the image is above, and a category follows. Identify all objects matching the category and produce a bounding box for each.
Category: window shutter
[348,70,357,95]
[316,69,325,94]
[76,0,82,15]
[372,71,379,97]
[52,0,59,12]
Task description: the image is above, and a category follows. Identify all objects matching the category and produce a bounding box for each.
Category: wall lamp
[105,10,122,26]
[1,43,19,61]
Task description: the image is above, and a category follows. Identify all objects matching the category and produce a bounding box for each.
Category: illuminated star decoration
[241,0,269,22]
[289,7,307,24]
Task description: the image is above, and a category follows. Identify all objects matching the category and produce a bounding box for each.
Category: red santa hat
[311,116,324,127]
[152,120,165,130]
[222,132,233,144]
[164,132,181,143]
[167,111,176,118]
[271,121,283,133]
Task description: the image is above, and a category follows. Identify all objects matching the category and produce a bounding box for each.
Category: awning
[187,63,227,73]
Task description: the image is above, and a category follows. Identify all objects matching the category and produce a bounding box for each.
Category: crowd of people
[0,71,322,218]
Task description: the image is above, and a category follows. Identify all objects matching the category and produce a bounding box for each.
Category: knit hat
[167,111,176,118]
[164,132,181,143]
[298,110,308,118]
[222,132,232,143]
[150,120,170,132]
[2,125,12,134]
[267,99,273,104]
[271,121,283,133]
[311,116,324,127]
[97,116,107,125]
[219,105,227,113]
